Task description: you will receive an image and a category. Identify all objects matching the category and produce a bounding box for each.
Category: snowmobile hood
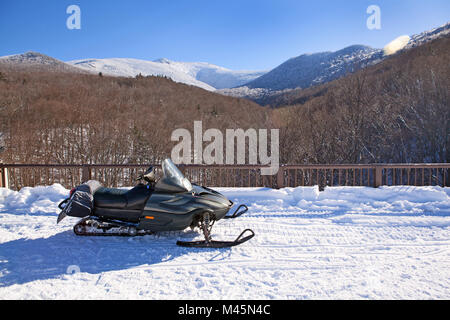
[191,184,233,208]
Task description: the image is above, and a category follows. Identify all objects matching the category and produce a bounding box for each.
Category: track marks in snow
[0,185,449,299]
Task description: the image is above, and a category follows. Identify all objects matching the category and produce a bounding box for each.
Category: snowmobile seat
[93,184,152,210]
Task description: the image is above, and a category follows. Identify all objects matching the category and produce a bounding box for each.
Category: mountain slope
[405,22,450,50]
[69,58,214,91]
[68,57,266,90]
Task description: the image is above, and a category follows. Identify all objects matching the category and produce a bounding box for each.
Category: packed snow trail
[0,185,449,299]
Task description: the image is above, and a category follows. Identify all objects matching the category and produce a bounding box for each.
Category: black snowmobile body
[57,159,254,248]
[91,183,231,231]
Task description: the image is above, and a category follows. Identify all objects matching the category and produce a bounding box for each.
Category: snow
[67,58,266,91]
[1,185,449,299]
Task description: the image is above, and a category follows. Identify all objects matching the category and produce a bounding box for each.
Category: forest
[0,35,448,170]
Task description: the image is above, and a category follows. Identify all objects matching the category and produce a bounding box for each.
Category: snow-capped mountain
[242,45,382,91]
[0,52,266,91]
[68,57,266,91]
[218,45,383,100]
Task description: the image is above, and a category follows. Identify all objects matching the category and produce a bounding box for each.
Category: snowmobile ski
[176,211,254,248]
[176,228,255,248]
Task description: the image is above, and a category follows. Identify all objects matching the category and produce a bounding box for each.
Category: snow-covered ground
[0,185,449,299]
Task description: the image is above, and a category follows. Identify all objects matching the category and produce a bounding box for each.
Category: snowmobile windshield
[161,159,193,192]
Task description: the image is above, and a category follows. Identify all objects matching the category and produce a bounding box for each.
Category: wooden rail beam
[1,163,448,190]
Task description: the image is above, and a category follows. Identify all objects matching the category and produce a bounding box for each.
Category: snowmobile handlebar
[136,166,156,183]
[58,198,69,210]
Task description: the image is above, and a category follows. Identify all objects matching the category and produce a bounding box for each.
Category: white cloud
[383,35,411,56]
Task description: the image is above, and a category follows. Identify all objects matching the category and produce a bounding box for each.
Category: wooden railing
[278,164,449,189]
[0,163,449,190]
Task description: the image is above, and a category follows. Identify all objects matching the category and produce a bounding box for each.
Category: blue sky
[0,0,449,70]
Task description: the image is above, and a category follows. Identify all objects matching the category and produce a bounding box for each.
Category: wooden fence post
[374,165,383,188]
[277,166,284,189]
[0,167,8,189]
[82,165,91,182]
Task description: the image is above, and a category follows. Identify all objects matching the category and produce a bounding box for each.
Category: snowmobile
[57,158,254,248]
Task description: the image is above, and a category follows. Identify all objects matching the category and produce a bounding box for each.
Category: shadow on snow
[0,229,230,287]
